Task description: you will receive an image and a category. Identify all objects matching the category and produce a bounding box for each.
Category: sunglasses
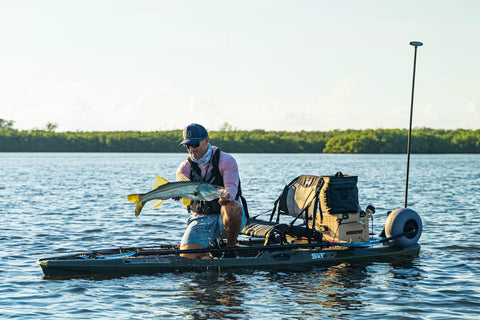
[185,142,200,149]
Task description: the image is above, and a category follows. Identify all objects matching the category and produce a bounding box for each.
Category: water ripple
[0,153,479,319]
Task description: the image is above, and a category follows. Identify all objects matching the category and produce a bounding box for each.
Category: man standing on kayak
[176,123,248,259]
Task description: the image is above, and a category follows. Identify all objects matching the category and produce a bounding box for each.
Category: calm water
[1,153,479,319]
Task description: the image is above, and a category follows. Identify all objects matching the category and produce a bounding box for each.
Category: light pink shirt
[176,146,239,201]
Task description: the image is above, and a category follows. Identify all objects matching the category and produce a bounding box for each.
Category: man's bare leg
[180,199,242,259]
[180,243,207,259]
[220,201,242,248]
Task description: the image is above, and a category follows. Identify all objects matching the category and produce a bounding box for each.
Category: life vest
[187,148,248,217]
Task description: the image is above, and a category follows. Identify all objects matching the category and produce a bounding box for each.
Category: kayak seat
[241,218,323,245]
[239,175,326,245]
[270,175,324,225]
[241,218,277,239]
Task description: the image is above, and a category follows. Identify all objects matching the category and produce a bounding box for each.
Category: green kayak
[38,238,420,278]
[38,174,423,278]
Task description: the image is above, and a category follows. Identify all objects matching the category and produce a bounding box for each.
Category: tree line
[0,121,478,153]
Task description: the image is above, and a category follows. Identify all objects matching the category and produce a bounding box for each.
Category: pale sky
[1,0,479,132]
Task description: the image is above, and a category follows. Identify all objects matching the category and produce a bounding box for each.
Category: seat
[241,218,323,245]
[241,175,325,245]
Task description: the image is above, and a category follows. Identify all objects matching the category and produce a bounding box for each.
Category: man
[176,123,247,259]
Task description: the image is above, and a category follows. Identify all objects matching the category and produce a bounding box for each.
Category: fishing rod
[405,41,423,208]
[84,230,417,260]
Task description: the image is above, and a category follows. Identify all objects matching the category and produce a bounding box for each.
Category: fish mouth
[201,187,226,201]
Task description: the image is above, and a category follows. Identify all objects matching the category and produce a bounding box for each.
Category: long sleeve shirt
[176,146,240,203]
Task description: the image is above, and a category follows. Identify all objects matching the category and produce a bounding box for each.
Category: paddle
[87,231,415,259]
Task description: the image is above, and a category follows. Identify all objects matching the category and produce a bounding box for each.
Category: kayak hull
[38,243,420,278]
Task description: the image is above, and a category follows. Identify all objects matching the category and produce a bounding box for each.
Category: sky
[1,0,479,132]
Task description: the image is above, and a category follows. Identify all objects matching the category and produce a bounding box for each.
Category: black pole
[405,41,423,208]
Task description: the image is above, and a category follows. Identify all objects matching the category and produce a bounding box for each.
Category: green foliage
[0,124,479,153]
[45,122,59,132]
[0,118,15,129]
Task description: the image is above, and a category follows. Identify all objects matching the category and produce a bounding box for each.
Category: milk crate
[320,212,369,242]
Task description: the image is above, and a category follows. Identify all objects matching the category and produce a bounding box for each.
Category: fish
[126,176,226,216]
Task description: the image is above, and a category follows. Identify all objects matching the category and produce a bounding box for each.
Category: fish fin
[126,194,145,217]
[176,172,190,182]
[152,176,169,189]
[182,197,191,206]
[152,199,165,208]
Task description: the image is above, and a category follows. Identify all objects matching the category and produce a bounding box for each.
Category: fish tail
[126,194,145,216]
[126,194,140,203]
[134,202,145,217]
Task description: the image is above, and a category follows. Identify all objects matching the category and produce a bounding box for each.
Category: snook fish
[127,176,225,216]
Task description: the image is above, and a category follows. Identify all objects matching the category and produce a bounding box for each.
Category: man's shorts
[180,207,247,248]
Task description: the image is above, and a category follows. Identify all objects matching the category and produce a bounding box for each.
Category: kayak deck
[38,240,421,278]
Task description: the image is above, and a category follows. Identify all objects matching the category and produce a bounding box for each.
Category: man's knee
[221,201,242,220]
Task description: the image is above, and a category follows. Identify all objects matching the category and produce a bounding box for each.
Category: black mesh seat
[241,218,277,239]
[241,218,323,245]
[240,175,326,245]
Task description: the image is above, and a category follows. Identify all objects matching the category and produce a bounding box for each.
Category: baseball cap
[179,123,208,145]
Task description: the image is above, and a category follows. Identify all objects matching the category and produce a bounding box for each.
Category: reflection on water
[1,153,480,319]
[168,260,427,320]
[316,263,369,315]
[182,273,247,319]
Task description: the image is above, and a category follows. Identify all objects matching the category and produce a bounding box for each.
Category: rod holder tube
[405,41,423,208]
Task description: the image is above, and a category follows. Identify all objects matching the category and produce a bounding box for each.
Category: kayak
[38,237,420,278]
[38,173,423,278]
[38,206,422,278]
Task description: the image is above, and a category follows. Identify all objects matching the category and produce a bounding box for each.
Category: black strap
[237,179,249,218]
[311,179,324,229]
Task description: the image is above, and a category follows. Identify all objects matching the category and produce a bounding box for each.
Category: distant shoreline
[0,128,479,153]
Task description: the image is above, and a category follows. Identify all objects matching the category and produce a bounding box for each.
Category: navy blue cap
[179,123,208,145]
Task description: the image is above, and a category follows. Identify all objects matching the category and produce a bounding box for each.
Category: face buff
[191,144,212,165]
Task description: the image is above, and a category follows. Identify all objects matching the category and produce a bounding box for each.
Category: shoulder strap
[188,158,203,182]
[204,148,221,183]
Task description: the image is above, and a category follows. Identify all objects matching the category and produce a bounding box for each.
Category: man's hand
[218,191,232,206]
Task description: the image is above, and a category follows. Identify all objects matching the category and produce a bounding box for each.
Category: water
[1,153,479,319]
